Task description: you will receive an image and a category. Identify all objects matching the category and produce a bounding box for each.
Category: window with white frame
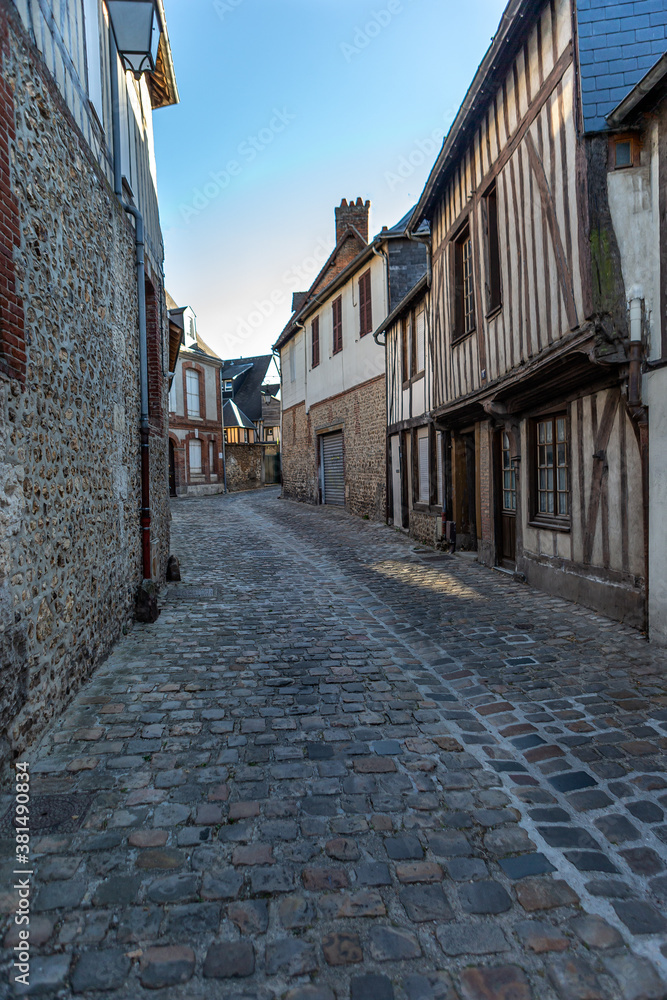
[189,439,202,476]
[417,427,430,504]
[186,369,201,417]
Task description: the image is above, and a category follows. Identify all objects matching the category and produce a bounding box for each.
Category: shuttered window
[186,369,200,417]
[415,308,425,373]
[484,183,502,314]
[311,316,320,368]
[321,432,345,506]
[359,270,373,337]
[208,440,215,476]
[332,296,343,354]
[417,428,429,504]
[189,438,202,475]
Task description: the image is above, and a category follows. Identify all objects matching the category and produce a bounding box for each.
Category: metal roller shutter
[321,432,345,506]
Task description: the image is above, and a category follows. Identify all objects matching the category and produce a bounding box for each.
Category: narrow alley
[2,489,667,999]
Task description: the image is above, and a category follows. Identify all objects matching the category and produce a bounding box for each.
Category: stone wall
[0,12,170,772]
[225,445,265,492]
[281,376,387,521]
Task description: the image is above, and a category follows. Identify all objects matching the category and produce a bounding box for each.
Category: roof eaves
[409,0,543,229]
[373,274,429,341]
[606,52,667,127]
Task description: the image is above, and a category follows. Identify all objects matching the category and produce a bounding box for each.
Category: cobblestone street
[3,487,667,999]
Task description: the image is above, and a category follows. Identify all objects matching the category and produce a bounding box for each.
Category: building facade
[604,55,667,644]
[168,304,224,497]
[407,0,667,630]
[276,199,427,521]
[0,0,178,771]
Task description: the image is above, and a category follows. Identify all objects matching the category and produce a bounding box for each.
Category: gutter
[373,274,429,347]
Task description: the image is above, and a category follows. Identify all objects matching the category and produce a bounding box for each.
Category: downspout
[626,289,649,634]
[110,30,152,582]
[220,372,228,493]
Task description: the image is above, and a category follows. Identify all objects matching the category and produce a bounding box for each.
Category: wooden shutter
[417,429,429,503]
[333,297,343,353]
[415,308,425,373]
[321,432,345,505]
[359,270,372,336]
[311,316,320,367]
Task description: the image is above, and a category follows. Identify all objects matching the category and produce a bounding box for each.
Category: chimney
[335,197,371,245]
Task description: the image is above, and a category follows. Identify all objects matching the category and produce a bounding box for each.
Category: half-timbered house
[408,0,667,629]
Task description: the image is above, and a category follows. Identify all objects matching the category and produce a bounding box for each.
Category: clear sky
[154,0,508,360]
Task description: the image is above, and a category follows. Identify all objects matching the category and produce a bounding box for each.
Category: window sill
[451,329,475,347]
[332,348,343,356]
[413,502,432,513]
[187,415,203,422]
[528,519,571,534]
[485,304,502,321]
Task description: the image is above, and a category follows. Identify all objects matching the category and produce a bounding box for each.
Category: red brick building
[167,302,224,497]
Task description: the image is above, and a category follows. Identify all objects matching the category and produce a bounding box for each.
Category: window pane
[538,422,546,444]
[557,418,566,442]
[189,439,202,474]
[545,422,553,443]
[558,468,567,491]
[186,370,200,417]
[558,493,569,515]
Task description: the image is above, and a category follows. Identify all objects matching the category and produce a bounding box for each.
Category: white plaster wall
[607,124,659,356]
[305,255,386,408]
[280,330,306,410]
[648,370,667,643]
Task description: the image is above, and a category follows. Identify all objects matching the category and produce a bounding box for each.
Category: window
[359,270,373,337]
[224,379,233,392]
[484,183,502,314]
[311,316,320,368]
[453,222,475,341]
[208,440,214,476]
[332,296,343,354]
[243,429,249,443]
[534,415,569,523]
[415,308,425,373]
[186,369,201,417]
[417,428,430,504]
[189,438,202,475]
[401,314,410,385]
[502,432,516,512]
[168,378,177,413]
[266,426,274,440]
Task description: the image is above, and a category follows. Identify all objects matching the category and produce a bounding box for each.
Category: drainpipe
[626,288,649,634]
[220,371,228,493]
[110,29,152,582]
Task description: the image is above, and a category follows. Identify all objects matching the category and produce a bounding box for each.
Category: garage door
[321,432,345,506]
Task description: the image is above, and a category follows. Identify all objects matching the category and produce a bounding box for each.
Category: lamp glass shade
[107,0,161,76]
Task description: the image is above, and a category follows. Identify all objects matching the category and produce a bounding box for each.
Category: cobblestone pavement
[2,487,667,999]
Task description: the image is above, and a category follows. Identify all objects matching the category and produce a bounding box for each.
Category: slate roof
[223,399,255,430]
[221,355,273,422]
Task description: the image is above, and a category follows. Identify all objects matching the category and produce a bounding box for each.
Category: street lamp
[106,0,161,78]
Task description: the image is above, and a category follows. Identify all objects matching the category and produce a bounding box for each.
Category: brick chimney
[335,197,371,244]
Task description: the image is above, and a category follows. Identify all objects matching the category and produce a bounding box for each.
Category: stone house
[0,0,178,771]
[274,199,427,521]
[405,0,667,632]
[221,354,281,491]
[167,302,224,497]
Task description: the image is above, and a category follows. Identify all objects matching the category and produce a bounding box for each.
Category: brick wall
[577,0,667,132]
[281,376,387,521]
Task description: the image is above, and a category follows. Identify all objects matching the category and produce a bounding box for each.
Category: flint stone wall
[0,14,169,773]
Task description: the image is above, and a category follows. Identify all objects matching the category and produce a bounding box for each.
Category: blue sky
[154,0,508,359]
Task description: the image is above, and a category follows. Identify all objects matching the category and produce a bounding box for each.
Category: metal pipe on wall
[110,27,152,581]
